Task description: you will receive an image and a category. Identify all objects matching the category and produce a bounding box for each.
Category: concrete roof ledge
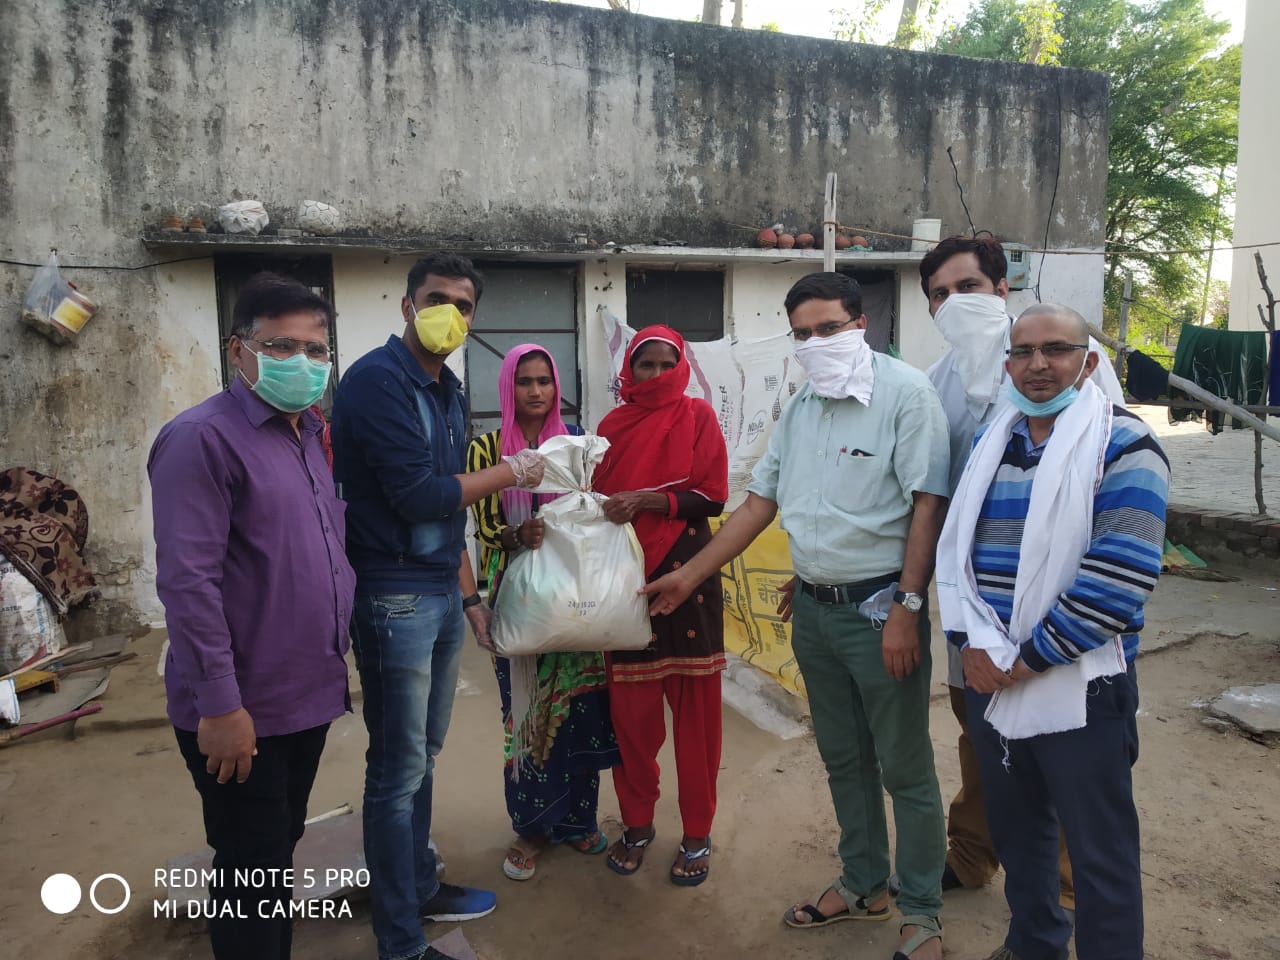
[141,232,925,265]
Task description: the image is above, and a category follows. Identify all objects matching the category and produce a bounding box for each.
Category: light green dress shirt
[747,352,951,584]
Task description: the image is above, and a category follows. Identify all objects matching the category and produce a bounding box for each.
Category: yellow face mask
[413,303,469,356]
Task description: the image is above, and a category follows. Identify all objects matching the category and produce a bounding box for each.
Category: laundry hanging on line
[1124,349,1170,403]
[1270,330,1279,407]
[1169,323,1268,435]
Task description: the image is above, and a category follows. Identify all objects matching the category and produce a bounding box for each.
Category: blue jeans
[967,664,1143,960]
[352,590,464,960]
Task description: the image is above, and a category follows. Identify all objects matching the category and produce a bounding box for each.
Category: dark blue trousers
[966,664,1143,960]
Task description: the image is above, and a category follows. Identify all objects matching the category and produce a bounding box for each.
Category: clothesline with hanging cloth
[1169,324,1269,435]
[1084,322,1280,444]
[1270,331,1280,407]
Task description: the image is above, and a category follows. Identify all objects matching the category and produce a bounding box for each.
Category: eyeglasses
[788,318,857,342]
[245,337,331,361]
[1006,342,1088,362]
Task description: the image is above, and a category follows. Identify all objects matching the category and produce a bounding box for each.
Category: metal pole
[823,173,837,274]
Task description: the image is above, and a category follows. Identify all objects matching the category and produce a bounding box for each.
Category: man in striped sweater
[939,304,1169,960]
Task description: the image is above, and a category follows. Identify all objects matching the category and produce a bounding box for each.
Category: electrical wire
[945,146,977,239]
[0,254,214,271]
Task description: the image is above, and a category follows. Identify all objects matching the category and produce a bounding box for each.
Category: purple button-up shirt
[148,378,355,737]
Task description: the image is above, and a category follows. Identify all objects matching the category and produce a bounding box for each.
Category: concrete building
[1228,0,1279,332]
[0,0,1110,632]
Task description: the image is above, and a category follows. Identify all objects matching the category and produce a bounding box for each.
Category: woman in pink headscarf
[466,344,619,881]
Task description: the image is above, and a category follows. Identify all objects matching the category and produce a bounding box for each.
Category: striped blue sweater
[953,406,1170,671]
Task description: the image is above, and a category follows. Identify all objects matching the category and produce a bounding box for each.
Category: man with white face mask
[935,304,1168,960]
[919,236,1123,904]
[643,273,951,960]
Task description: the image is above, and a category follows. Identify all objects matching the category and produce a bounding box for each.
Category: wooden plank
[0,643,92,683]
[14,669,59,694]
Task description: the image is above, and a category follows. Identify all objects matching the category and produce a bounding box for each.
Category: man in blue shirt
[332,253,542,960]
[937,304,1169,960]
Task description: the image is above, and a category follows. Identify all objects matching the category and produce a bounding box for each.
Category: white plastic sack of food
[492,435,651,655]
[0,559,66,675]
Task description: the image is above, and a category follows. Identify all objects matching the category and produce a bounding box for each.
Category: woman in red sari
[594,325,729,887]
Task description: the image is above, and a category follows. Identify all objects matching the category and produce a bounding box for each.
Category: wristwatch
[892,590,925,614]
[462,593,483,609]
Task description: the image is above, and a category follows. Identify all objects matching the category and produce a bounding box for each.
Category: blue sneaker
[420,882,496,922]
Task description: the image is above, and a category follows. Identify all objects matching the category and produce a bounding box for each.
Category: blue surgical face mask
[1007,353,1088,417]
[241,349,332,413]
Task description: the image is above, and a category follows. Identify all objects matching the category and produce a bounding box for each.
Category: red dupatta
[594,326,729,576]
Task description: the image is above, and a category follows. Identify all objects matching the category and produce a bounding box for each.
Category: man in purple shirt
[149,273,354,960]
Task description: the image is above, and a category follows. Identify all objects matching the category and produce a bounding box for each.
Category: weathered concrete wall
[0,0,1109,629]
[1,0,1107,248]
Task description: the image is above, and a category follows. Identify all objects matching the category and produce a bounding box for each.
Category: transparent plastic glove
[502,449,545,489]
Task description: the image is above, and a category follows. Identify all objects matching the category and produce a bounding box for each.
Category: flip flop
[783,888,892,928]
[502,847,536,881]
[670,842,711,887]
[605,829,654,876]
[558,831,609,855]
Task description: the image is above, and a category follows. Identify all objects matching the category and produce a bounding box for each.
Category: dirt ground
[2,559,1278,960]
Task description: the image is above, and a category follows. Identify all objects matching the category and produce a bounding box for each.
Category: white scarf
[793,328,874,403]
[936,379,1127,739]
[933,294,1010,421]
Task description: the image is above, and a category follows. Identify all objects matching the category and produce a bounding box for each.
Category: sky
[554,0,1246,45]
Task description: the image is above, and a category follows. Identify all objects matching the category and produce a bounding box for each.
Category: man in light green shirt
[645,272,950,960]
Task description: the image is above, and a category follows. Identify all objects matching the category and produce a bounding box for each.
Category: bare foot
[606,824,654,873]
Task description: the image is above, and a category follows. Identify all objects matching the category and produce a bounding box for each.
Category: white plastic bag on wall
[0,559,66,675]
[492,435,651,656]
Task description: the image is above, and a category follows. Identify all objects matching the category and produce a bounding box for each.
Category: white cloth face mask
[794,328,874,403]
[933,293,1010,417]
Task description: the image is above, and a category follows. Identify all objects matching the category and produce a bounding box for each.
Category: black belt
[798,572,900,606]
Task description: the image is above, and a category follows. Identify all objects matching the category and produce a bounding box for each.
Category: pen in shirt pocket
[837,446,875,465]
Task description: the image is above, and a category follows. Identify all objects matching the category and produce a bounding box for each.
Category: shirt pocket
[826,451,894,515]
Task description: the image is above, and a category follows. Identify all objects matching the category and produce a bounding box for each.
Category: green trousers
[791,591,945,918]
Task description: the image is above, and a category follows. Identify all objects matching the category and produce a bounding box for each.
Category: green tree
[834,0,945,48]
[935,0,1240,333]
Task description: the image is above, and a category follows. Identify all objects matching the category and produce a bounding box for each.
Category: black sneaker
[411,948,452,960]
